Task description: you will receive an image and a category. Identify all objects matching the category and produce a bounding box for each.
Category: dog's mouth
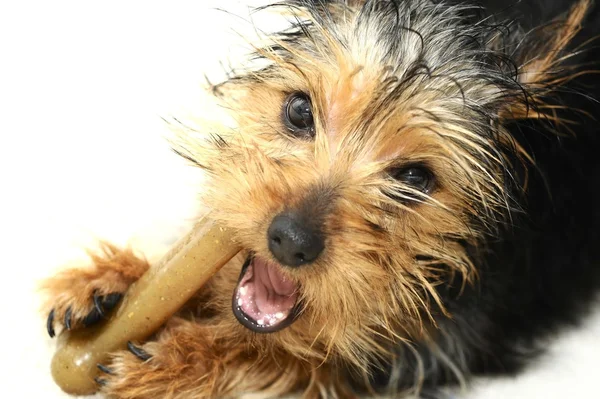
[232,255,300,333]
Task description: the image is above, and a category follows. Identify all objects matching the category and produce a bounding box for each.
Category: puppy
[43,0,600,397]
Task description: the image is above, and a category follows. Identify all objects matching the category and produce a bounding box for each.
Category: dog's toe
[101,292,123,311]
[63,307,73,331]
[97,363,115,375]
[127,341,152,361]
[47,309,56,338]
[94,376,107,387]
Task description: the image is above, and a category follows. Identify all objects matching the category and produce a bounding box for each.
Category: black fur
[351,1,600,397]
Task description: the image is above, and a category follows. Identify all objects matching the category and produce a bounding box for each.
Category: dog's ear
[500,0,591,120]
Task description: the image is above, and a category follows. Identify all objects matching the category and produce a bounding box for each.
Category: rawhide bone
[51,216,240,395]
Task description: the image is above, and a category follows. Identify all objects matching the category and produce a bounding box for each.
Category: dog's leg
[97,317,287,398]
[97,316,353,399]
[41,243,149,336]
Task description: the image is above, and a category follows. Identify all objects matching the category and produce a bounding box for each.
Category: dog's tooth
[275,312,284,319]
[257,319,264,325]
[238,299,243,307]
[240,286,247,295]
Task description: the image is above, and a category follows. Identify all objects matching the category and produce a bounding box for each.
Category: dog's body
[43,1,600,398]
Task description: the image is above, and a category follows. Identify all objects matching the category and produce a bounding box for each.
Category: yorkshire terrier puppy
[42,0,600,398]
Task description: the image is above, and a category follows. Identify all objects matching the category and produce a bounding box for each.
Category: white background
[1,1,598,398]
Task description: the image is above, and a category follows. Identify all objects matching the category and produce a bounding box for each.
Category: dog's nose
[267,212,324,267]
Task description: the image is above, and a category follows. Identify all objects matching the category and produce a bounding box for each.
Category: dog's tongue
[236,257,297,327]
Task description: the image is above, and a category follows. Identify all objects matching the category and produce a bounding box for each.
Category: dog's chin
[232,255,301,333]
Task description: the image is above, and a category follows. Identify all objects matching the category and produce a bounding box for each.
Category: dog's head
[171,0,590,370]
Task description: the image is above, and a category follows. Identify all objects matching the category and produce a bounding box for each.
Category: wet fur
[42,1,600,398]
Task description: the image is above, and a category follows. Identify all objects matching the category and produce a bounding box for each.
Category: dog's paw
[96,342,168,398]
[45,290,123,337]
[96,325,209,399]
[96,342,153,385]
[41,243,149,337]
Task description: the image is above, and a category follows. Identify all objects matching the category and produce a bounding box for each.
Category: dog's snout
[268,212,324,267]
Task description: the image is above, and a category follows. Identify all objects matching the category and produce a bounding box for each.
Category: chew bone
[50,216,240,395]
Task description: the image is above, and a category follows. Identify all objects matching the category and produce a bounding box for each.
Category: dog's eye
[283,92,315,138]
[388,165,435,197]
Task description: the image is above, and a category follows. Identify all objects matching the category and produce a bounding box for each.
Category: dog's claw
[97,363,114,375]
[84,292,123,327]
[94,377,107,386]
[103,293,123,310]
[47,309,55,338]
[82,307,103,327]
[93,291,106,317]
[64,307,73,331]
[127,341,152,361]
